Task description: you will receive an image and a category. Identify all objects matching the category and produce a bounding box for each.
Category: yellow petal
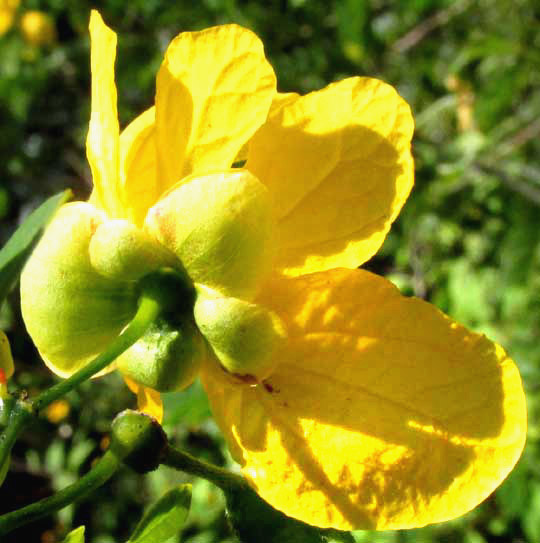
[247,77,414,276]
[201,268,526,530]
[125,377,163,423]
[20,203,138,377]
[119,107,159,226]
[155,24,276,193]
[86,10,122,217]
[234,92,300,164]
[0,7,15,36]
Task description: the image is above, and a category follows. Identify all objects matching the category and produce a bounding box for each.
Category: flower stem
[163,444,246,492]
[0,288,164,472]
[0,400,32,472]
[0,450,122,536]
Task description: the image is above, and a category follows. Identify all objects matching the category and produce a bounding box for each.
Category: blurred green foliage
[1,0,540,542]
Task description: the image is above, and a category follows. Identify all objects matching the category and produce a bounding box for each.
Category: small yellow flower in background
[19,10,56,47]
[45,399,70,424]
[446,74,476,133]
[0,0,19,36]
[20,10,526,531]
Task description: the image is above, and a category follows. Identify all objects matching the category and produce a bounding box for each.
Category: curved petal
[246,77,414,276]
[155,24,276,193]
[234,92,300,164]
[86,10,121,217]
[119,107,159,226]
[201,268,526,530]
[124,377,164,423]
[20,203,138,377]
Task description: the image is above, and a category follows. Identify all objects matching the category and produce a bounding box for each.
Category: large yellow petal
[201,268,526,530]
[246,77,414,276]
[119,107,159,226]
[234,92,300,163]
[155,24,276,193]
[86,10,122,217]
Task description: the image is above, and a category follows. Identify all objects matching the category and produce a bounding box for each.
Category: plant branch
[0,287,164,471]
[0,450,122,536]
[163,444,246,492]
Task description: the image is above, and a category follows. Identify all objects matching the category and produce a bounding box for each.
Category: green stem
[163,445,246,492]
[0,290,163,472]
[0,450,122,536]
[0,401,33,470]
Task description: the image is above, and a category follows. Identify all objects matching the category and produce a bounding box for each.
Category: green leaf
[224,483,354,543]
[61,526,85,543]
[0,189,72,302]
[128,484,192,543]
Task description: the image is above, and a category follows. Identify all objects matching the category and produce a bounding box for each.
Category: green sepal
[20,202,138,377]
[0,189,71,303]
[145,169,275,300]
[127,484,191,543]
[117,315,206,392]
[194,286,286,380]
[89,219,177,281]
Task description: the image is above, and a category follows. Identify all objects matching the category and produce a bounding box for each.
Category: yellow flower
[0,0,19,36]
[19,10,56,47]
[20,10,526,531]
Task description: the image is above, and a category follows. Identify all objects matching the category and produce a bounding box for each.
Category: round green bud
[20,203,138,377]
[110,409,167,473]
[89,219,178,281]
[194,286,287,381]
[116,316,205,392]
[145,169,275,300]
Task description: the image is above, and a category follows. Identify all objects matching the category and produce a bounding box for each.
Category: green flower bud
[89,219,177,281]
[194,287,286,381]
[110,410,167,473]
[116,316,206,392]
[145,169,275,300]
[20,203,138,377]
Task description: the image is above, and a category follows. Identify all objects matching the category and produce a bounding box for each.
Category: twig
[393,0,474,53]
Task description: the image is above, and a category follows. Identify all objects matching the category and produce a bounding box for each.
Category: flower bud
[116,316,206,392]
[110,410,167,473]
[89,219,177,281]
[145,169,275,300]
[194,287,286,380]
